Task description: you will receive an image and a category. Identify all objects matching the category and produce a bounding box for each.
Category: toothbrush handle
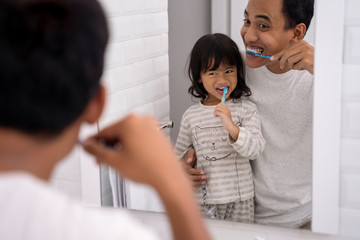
[221,88,228,103]
[218,88,228,117]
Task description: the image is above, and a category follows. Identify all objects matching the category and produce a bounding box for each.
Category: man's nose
[243,26,258,43]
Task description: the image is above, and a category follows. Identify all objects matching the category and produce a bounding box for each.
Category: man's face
[240,0,294,69]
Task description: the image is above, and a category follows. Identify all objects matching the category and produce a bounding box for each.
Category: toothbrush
[221,87,228,102]
[78,138,121,150]
[246,49,279,61]
[217,87,228,117]
[77,122,174,150]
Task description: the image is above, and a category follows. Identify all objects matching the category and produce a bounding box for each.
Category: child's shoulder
[230,97,257,110]
[185,103,202,112]
[182,103,202,116]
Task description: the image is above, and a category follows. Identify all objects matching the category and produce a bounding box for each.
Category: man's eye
[259,24,269,29]
[243,18,250,25]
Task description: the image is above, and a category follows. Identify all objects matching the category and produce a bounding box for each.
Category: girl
[175,33,265,223]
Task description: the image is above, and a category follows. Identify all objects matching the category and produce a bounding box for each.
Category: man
[0,0,210,239]
[185,0,314,228]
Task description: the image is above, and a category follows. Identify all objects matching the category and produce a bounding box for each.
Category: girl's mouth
[216,86,229,95]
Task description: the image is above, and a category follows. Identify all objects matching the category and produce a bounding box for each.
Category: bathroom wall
[338,0,360,238]
[50,0,169,205]
[168,0,211,143]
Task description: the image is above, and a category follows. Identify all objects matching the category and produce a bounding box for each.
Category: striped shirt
[175,98,265,205]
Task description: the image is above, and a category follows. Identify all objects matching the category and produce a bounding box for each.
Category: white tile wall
[345,0,360,25]
[99,0,169,207]
[344,27,360,64]
[50,0,169,207]
[342,65,360,102]
[340,139,360,174]
[342,103,360,138]
[134,59,155,83]
[339,1,360,238]
[340,174,360,210]
[108,16,133,42]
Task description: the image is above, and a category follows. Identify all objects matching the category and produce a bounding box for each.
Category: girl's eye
[208,72,216,76]
[225,70,234,74]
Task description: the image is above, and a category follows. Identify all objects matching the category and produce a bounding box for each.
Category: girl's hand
[214,103,239,140]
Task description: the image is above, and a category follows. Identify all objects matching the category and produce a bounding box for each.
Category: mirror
[91,0,340,234]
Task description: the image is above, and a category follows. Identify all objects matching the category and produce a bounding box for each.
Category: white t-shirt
[0,172,159,240]
[246,65,313,228]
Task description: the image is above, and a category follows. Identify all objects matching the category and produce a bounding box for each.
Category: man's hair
[282,0,314,32]
[0,0,108,136]
[188,33,251,100]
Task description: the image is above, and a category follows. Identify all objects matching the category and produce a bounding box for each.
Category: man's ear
[82,85,106,124]
[291,23,306,43]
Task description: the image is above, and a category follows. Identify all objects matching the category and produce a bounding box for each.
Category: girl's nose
[218,73,228,83]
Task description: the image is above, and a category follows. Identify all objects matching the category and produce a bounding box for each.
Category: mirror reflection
[104,0,315,230]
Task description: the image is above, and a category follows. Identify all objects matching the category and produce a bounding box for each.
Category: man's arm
[83,114,211,240]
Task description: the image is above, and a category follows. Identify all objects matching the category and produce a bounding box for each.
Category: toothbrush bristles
[246,50,257,56]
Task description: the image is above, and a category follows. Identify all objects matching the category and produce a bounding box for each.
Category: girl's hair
[188,33,251,100]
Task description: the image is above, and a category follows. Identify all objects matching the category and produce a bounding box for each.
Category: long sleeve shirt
[175,98,265,204]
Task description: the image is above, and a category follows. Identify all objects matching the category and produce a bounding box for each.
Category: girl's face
[199,62,237,106]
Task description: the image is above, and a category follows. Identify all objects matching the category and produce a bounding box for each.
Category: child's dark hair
[0,0,108,137]
[188,33,251,100]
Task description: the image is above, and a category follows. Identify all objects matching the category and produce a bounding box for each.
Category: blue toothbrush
[246,49,279,61]
[218,87,228,118]
[221,87,228,102]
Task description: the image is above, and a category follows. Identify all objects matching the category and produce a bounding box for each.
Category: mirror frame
[81,0,344,235]
[312,0,344,234]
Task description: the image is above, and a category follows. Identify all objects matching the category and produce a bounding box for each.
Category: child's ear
[290,23,306,43]
[82,85,106,124]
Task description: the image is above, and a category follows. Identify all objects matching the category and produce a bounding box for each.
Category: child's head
[0,0,108,137]
[188,33,251,101]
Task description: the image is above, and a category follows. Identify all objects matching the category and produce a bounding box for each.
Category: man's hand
[271,40,314,74]
[82,114,211,240]
[82,114,182,189]
[183,147,207,188]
